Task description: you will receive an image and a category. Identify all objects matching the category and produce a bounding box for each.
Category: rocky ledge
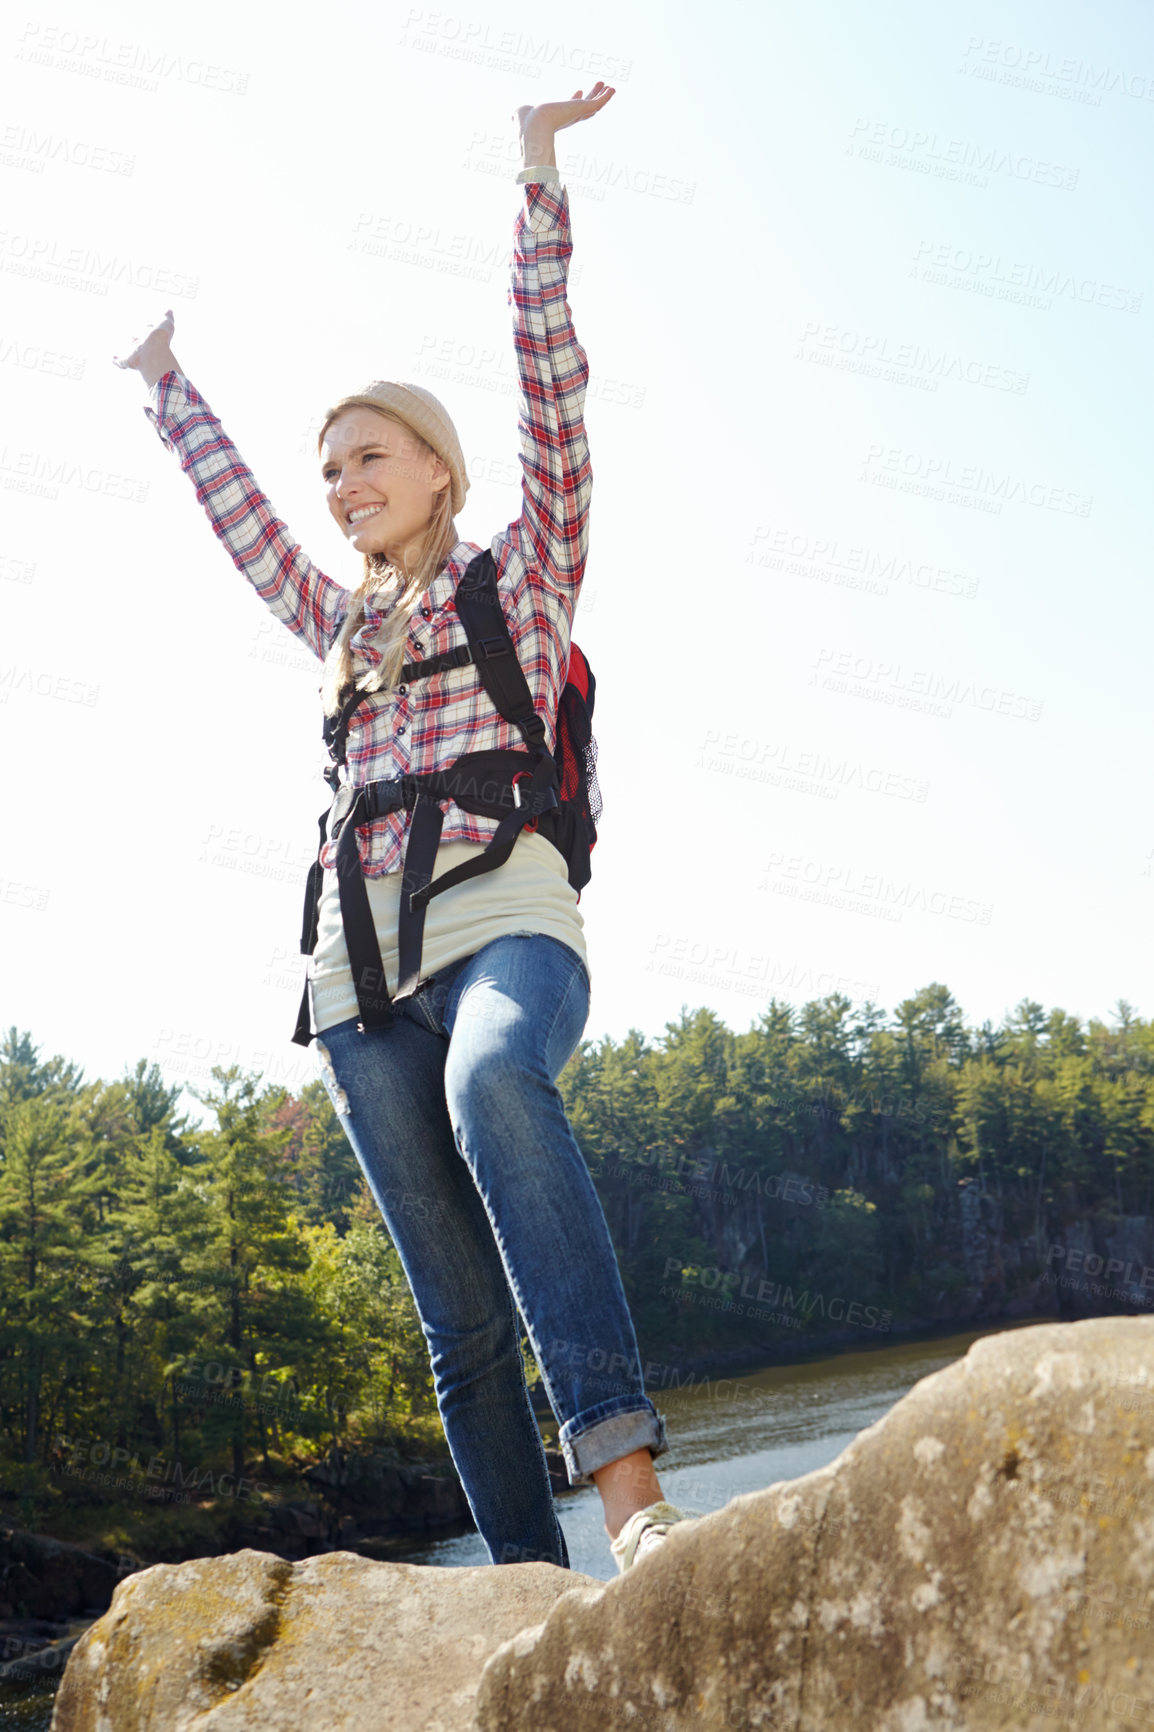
[52,1316,1154,1730]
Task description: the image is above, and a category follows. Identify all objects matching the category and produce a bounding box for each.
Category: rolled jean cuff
[558,1400,669,1487]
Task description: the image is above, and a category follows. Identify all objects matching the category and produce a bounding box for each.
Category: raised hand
[112,308,181,390]
[512,82,616,140]
[514,82,616,142]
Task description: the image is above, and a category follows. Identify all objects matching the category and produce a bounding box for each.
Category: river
[369,1316,1051,1580]
[0,1316,1049,1727]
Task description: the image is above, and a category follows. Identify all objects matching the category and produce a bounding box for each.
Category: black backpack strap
[293,798,338,1045]
[399,548,559,913]
[292,547,562,1046]
[394,792,446,999]
[293,779,398,1045]
[399,643,475,683]
[323,683,382,788]
[291,756,542,1045]
[408,744,557,911]
[452,549,547,751]
[322,647,480,793]
[331,782,404,1032]
[323,552,541,782]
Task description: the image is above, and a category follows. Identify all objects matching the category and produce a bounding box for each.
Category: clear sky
[1,0,1151,1118]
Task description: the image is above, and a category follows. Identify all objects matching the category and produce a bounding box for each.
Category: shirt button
[420,607,431,619]
[397,725,406,736]
[398,685,408,696]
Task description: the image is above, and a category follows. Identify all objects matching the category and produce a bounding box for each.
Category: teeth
[348,505,383,525]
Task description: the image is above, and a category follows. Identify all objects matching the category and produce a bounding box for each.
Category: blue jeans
[312,932,668,1568]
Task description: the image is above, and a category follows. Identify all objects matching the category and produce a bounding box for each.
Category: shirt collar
[354,541,482,653]
[423,538,483,615]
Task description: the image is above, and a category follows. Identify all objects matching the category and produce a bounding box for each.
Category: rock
[51,1318,1154,1730]
[50,1548,600,1731]
[302,1453,474,1531]
[265,1500,326,1541]
[1048,1216,1154,1317]
[0,1628,84,1692]
[0,1528,130,1623]
[476,1316,1154,1729]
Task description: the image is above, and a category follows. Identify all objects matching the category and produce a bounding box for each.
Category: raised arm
[505,85,615,602]
[113,311,349,662]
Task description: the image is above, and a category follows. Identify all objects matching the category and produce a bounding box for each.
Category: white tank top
[308,826,589,1032]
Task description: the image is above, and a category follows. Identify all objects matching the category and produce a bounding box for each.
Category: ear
[430,454,451,494]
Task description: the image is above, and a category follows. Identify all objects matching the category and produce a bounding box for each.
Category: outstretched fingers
[112,307,177,374]
[514,83,617,139]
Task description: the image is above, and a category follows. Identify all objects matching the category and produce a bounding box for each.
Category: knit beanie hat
[317,382,470,515]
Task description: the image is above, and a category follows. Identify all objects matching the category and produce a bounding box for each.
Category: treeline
[0,1032,438,1510]
[560,985,1154,1358]
[0,984,1151,1504]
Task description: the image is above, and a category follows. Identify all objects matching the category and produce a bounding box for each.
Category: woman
[115,87,691,1575]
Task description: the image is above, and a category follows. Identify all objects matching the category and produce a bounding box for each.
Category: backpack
[292,545,599,1046]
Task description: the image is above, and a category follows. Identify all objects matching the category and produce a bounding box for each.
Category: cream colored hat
[318,381,470,515]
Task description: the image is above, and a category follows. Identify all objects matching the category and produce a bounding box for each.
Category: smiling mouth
[347,505,384,528]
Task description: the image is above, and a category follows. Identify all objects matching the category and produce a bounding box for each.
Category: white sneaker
[609,1500,692,1573]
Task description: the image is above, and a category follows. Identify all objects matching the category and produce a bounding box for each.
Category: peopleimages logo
[860,443,1092,516]
[0,121,134,175]
[959,36,1154,105]
[0,228,198,299]
[794,320,1029,394]
[53,1435,267,1502]
[762,851,994,927]
[397,9,632,81]
[1044,1241,1154,1303]
[696,730,930,803]
[847,117,1079,190]
[746,525,979,601]
[15,22,249,95]
[661,1259,892,1330]
[911,239,1142,314]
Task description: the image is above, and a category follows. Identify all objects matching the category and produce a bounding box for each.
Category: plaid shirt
[144,171,590,878]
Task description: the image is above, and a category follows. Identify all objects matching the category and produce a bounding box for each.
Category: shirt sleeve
[504,176,591,603]
[142,370,350,661]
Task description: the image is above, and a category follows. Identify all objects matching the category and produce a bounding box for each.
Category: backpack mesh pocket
[555,679,601,848]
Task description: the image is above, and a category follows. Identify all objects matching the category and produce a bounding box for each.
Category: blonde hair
[316,410,458,719]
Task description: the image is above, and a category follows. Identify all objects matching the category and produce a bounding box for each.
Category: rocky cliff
[51,1316,1154,1730]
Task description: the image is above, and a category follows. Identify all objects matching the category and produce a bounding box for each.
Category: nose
[332,472,362,509]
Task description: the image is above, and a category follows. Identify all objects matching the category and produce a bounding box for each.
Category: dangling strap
[394,793,446,999]
[333,785,397,1032]
[293,801,336,1047]
[322,684,379,785]
[409,746,557,910]
[294,545,553,1046]
[299,804,331,956]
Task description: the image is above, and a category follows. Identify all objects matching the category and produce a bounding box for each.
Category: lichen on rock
[51,1317,1154,1731]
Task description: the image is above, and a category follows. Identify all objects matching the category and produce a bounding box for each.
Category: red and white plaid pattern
[144,177,590,877]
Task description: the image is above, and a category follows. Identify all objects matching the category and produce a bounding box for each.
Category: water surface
[385,1317,1051,1580]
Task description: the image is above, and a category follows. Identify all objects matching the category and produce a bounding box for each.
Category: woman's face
[320,406,450,563]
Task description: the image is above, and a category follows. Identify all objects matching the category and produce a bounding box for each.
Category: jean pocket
[413,953,471,1034]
